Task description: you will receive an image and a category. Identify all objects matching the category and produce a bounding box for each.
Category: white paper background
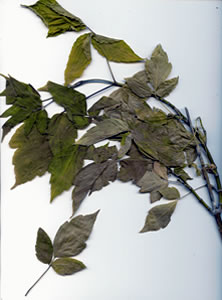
[0,1,222,299]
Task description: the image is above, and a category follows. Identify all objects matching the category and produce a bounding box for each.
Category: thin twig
[185,108,217,213]
[25,264,52,296]
[169,168,213,215]
[180,184,207,200]
[106,59,117,83]
[70,78,122,89]
[43,100,54,109]
[153,94,222,211]
[86,84,114,100]
[41,96,53,102]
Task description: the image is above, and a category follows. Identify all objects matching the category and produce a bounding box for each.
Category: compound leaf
[140,201,177,232]
[91,34,142,62]
[53,210,99,257]
[65,33,92,85]
[52,257,86,276]
[35,228,53,264]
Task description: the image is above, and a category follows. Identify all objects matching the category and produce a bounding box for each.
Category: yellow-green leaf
[91,34,142,62]
[49,145,86,202]
[22,0,86,37]
[48,113,77,155]
[65,33,92,86]
[52,257,86,276]
[159,187,180,200]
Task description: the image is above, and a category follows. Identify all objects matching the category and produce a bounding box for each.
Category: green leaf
[52,258,86,276]
[91,34,142,62]
[47,113,77,155]
[22,0,86,37]
[76,118,129,146]
[174,167,192,181]
[0,76,42,140]
[43,81,89,128]
[72,160,117,214]
[137,171,168,193]
[86,144,117,163]
[140,201,177,232]
[191,163,201,177]
[23,110,49,136]
[9,125,52,188]
[118,132,132,159]
[145,44,172,90]
[53,211,99,257]
[88,96,120,117]
[49,145,86,202]
[156,77,179,98]
[35,228,53,264]
[36,109,49,134]
[159,187,180,200]
[23,111,38,136]
[65,33,92,86]
[132,114,194,167]
[0,74,40,105]
[126,77,152,98]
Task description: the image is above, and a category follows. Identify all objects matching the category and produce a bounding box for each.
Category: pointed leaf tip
[140,201,177,232]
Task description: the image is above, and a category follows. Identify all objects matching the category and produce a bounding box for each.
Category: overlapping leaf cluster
[1,44,197,234]
[35,211,99,275]
[2,1,212,289]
